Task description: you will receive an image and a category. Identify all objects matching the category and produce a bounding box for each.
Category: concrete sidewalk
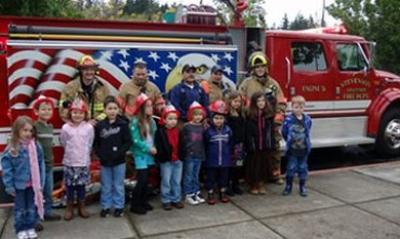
[1,162,400,239]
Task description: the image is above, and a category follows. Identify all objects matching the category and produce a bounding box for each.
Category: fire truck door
[288,40,334,112]
[333,42,373,110]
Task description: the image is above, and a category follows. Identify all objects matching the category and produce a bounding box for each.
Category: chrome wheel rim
[384,119,400,149]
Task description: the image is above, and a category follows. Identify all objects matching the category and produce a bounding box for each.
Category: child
[282,95,312,197]
[225,91,246,196]
[33,96,62,222]
[60,98,94,221]
[204,100,232,205]
[180,101,207,205]
[129,93,157,215]
[154,105,184,210]
[245,91,275,195]
[94,96,132,217]
[2,116,45,239]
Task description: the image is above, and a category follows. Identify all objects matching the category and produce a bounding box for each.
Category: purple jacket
[60,121,94,167]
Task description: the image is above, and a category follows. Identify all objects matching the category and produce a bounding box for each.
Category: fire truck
[1,2,400,171]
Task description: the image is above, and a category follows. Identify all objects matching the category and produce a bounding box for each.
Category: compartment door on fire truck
[289,40,334,113]
[334,42,373,111]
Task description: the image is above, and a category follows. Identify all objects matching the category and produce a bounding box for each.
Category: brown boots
[78,200,90,218]
[64,201,74,221]
[64,200,90,221]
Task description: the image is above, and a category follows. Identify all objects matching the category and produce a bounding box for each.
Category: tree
[212,0,266,27]
[327,0,400,74]
[0,0,83,18]
[281,13,289,29]
[289,14,317,30]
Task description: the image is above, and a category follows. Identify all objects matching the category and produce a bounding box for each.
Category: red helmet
[160,104,180,125]
[69,98,88,112]
[133,93,151,115]
[32,95,54,110]
[209,100,228,115]
[187,101,206,121]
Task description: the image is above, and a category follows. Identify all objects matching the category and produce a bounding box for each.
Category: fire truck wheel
[376,108,400,157]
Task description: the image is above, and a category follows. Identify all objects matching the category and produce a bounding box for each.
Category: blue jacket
[1,143,45,195]
[130,117,157,170]
[282,113,312,155]
[204,124,232,167]
[169,81,209,120]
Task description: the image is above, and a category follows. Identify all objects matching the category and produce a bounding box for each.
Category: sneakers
[185,194,199,205]
[100,208,111,218]
[26,229,38,239]
[16,231,28,239]
[171,201,185,209]
[195,192,206,204]
[114,208,124,217]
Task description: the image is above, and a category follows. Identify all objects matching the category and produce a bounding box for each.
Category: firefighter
[118,62,161,119]
[200,65,232,104]
[239,51,287,184]
[59,55,110,123]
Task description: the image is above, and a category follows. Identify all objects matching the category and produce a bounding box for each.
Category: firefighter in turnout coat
[59,55,110,122]
[238,51,287,184]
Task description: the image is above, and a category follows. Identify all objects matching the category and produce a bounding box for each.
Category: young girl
[2,116,45,239]
[60,98,94,221]
[129,93,157,215]
[94,96,132,217]
[154,105,184,210]
[225,91,246,196]
[245,91,275,195]
[204,100,232,205]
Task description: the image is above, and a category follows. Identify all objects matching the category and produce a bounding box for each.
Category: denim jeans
[183,158,202,195]
[43,165,54,216]
[286,154,308,180]
[14,187,38,233]
[101,164,126,209]
[160,160,182,203]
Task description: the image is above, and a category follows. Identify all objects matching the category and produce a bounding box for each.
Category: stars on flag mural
[7,47,237,109]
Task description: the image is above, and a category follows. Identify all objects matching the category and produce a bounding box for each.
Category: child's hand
[9,148,18,157]
[6,189,15,197]
[150,147,157,155]
[89,119,97,126]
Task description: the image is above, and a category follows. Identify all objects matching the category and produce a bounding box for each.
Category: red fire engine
[0,3,400,171]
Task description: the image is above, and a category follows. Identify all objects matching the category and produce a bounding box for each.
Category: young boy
[33,96,62,221]
[154,105,184,210]
[94,96,132,217]
[204,100,232,205]
[282,95,312,197]
[180,101,207,205]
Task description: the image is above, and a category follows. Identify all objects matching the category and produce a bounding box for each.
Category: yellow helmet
[78,55,98,69]
[248,51,268,68]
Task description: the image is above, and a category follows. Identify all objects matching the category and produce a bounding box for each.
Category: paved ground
[1,162,400,239]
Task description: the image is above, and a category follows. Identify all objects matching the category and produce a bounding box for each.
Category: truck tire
[376,108,400,157]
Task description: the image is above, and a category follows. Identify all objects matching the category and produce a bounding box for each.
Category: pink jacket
[60,121,94,167]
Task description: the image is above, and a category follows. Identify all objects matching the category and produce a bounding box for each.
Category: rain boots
[299,179,308,197]
[282,177,293,196]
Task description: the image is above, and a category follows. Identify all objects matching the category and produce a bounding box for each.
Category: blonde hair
[291,95,306,106]
[8,116,35,153]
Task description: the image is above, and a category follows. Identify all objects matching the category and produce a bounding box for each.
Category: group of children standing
[1,90,312,238]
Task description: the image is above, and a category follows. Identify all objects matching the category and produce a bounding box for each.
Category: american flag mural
[7,47,238,109]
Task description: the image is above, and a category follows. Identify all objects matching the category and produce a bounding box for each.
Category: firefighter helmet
[248,51,268,68]
[209,100,228,115]
[78,55,99,69]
